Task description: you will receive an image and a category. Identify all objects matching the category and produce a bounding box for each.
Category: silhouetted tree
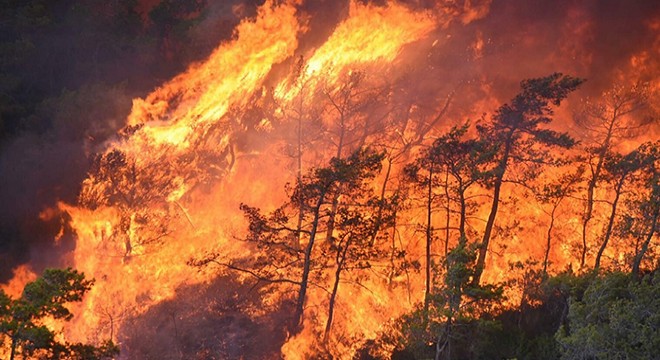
[534,169,582,275]
[194,148,385,333]
[472,73,583,285]
[405,122,493,316]
[79,149,179,259]
[404,140,444,317]
[614,141,659,279]
[321,194,395,341]
[593,147,645,271]
[575,82,655,268]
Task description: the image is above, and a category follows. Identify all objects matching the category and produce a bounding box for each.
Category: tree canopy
[0,268,118,360]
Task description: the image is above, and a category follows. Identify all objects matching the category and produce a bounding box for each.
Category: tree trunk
[632,206,658,280]
[295,192,327,330]
[444,171,451,268]
[458,185,467,240]
[543,206,557,275]
[370,157,393,246]
[581,119,615,268]
[424,166,434,316]
[296,95,304,247]
[10,334,18,360]
[435,319,452,360]
[388,210,398,287]
[594,177,625,271]
[323,110,346,244]
[324,241,349,342]
[472,135,512,286]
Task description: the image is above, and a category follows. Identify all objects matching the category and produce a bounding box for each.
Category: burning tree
[532,169,582,275]
[593,145,647,271]
[78,148,177,259]
[575,82,656,269]
[5,0,657,357]
[616,140,660,279]
[404,122,494,316]
[193,148,394,336]
[472,73,583,285]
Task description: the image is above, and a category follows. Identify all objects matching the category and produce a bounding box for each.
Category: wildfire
[0,265,37,299]
[2,0,658,359]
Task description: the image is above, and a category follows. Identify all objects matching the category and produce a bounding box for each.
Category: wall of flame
[2,0,658,358]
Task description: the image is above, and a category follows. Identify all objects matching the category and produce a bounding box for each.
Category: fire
[302,2,433,75]
[2,0,658,358]
[61,0,439,355]
[275,1,435,103]
[0,265,37,299]
[58,0,305,346]
[124,0,301,150]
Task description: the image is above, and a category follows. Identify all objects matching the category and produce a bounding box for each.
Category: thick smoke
[395,0,659,118]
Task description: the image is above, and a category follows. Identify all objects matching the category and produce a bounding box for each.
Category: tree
[556,271,660,359]
[593,146,645,271]
[575,82,655,268]
[432,240,503,360]
[404,138,445,317]
[472,73,583,286]
[0,268,118,360]
[79,149,179,259]
[272,56,325,249]
[319,69,390,257]
[534,169,582,275]
[193,148,386,333]
[397,239,503,360]
[321,190,394,341]
[405,122,493,316]
[289,57,316,246]
[615,141,660,279]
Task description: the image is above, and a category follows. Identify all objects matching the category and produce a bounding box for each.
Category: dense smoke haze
[0,0,658,358]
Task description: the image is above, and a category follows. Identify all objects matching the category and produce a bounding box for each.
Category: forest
[0,0,658,359]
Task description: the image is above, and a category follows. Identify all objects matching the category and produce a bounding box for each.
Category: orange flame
[2,0,655,358]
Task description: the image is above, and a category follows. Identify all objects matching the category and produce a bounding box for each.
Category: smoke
[0,1,658,356]
[118,275,292,359]
[0,83,134,281]
[0,0,258,282]
[0,135,83,280]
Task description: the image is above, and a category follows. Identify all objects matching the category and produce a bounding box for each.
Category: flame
[123,0,301,151]
[61,0,438,354]
[3,0,658,358]
[302,2,433,75]
[275,1,435,102]
[0,265,37,299]
[58,0,304,345]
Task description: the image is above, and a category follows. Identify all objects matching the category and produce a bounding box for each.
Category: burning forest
[1,0,659,359]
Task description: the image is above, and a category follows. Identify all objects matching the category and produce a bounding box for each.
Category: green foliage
[394,74,587,359]
[393,269,660,359]
[478,73,583,159]
[0,268,118,360]
[556,271,660,360]
[396,240,504,359]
